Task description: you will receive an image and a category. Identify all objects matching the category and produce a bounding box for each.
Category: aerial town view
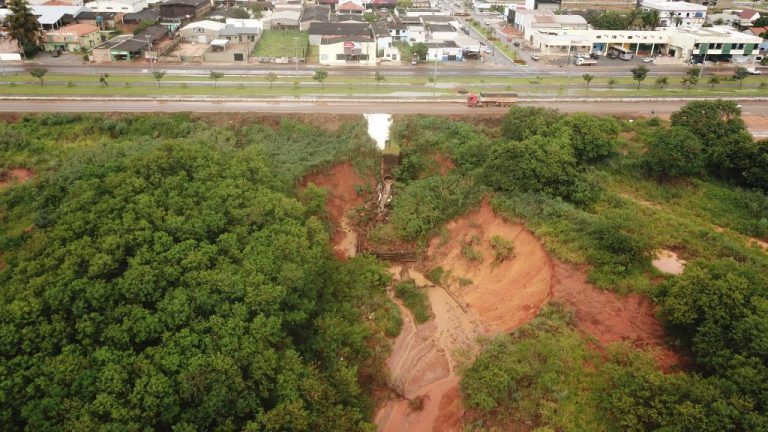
[1,0,768,428]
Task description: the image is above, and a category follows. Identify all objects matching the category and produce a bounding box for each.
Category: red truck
[466,92,518,107]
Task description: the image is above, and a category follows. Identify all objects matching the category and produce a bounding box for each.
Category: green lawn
[252,30,309,57]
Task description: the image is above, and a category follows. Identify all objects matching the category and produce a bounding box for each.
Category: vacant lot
[252,30,309,57]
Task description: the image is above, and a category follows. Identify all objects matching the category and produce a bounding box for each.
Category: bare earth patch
[427,201,553,334]
[0,168,35,188]
[552,262,686,372]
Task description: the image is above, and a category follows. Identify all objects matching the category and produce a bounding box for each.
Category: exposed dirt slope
[300,162,372,259]
[551,262,686,372]
[427,202,554,333]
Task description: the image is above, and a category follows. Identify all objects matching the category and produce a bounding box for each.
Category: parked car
[746,67,762,75]
[530,53,540,61]
[643,57,654,63]
[589,52,600,59]
[462,26,470,35]
[513,41,520,47]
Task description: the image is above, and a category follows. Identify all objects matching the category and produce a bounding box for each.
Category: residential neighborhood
[0,0,765,68]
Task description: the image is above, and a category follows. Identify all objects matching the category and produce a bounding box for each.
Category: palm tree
[655,76,669,89]
[607,78,617,89]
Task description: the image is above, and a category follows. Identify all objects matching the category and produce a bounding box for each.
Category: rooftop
[308,21,370,35]
[320,34,374,44]
[300,5,330,22]
[161,0,209,7]
[30,5,84,25]
[426,23,455,32]
[75,11,119,19]
[181,20,228,31]
[641,1,708,11]
[739,9,760,20]
[47,22,99,35]
[219,25,261,35]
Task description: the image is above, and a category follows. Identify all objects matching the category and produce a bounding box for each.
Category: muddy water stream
[375,267,482,432]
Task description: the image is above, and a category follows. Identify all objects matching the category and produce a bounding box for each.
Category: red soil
[427,201,553,334]
[0,168,35,188]
[551,262,686,372]
[299,162,373,259]
[433,153,455,176]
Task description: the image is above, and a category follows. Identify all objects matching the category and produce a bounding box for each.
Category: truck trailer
[466,92,518,107]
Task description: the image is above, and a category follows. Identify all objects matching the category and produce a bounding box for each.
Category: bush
[394,279,431,323]
[390,174,482,241]
[481,134,600,207]
[643,126,705,179]
[490,235,514,263]
[501,106,564,141]
[559,113,621,164]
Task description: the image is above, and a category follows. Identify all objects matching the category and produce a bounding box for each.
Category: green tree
[481,134,598,206]
[607,78,617,89]
[682,67,700,89]
[655,76,668,89]
[560,113,621,163]
[266,72,278,89]
[500,106,563,141]
[6,0,42,57]
[733,66,749,89]
[313,69,328,89]
[152,70,166,87]
[374,71,385,90]
[708,75,720,89]
[99,73,110,87]
[227,7,250,18]
[582,73,594,90]
[643,126,704,178]
[30,67,47,86]
[411,42,428,61]
[630,65,649,89]
[209,71,224,88]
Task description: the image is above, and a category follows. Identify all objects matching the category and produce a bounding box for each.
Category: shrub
[490,235,514,263]
[394,280,431,323]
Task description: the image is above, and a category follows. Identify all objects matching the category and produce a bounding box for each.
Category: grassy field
[252,30,309,57]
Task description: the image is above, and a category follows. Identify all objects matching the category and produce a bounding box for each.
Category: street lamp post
[293,37,298,74]
[145,35,154,75]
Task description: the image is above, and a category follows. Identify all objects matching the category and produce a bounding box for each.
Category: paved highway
[1,99,767,116]
[4,60,761,78]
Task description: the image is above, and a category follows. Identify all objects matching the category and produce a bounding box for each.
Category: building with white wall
[514,10,587,42]
[318,36,376,65]
[528,26,763,62]
[84,0,147,13]
[640,1,707,28]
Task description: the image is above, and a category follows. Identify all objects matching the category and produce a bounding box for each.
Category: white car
[746,67,762,75]
[643,57,655,63]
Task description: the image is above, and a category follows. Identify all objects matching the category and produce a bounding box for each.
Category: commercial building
[90,35,148,61]
[319,35,376,65]
[179,20,227,43]
[528,26,763,63]
[513,10,588,42]
[42,22,100,52]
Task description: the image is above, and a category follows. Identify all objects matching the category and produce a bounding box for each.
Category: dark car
[513,41,520,47]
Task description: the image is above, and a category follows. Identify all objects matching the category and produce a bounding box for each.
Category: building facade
[318,36,376,65]
[43,22,100,52]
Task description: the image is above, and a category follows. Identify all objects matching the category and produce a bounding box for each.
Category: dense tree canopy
[0,115,391,431]
[643,126,704,178]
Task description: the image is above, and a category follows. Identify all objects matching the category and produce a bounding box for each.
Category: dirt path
[375,266,482,432]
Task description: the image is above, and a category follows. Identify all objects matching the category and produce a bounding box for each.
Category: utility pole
[145,35,154,75]
[293,37,298,74]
